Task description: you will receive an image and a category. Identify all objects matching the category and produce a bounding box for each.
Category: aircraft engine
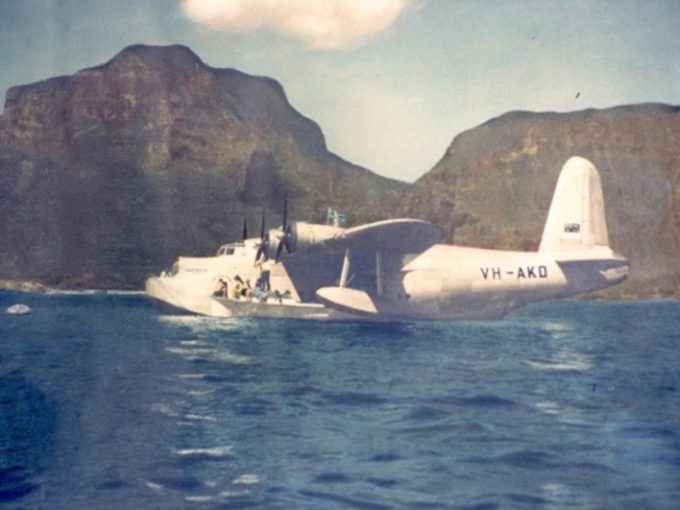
[288,222,345,253]
[257,196,347,262]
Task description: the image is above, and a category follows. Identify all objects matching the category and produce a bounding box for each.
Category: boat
[6,304,31,315]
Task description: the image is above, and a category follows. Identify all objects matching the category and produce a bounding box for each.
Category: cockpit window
[217,245,237,256]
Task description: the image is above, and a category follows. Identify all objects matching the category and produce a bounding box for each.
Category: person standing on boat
[256,253,272,291]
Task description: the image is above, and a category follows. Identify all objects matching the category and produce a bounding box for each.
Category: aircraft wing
[323,218,442,253]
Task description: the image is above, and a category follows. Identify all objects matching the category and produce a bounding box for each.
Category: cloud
[181,0,412,49]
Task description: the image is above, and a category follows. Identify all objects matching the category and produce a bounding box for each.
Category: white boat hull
[145,276,234,317]
[211,296,333,320]
[146,275,346,319]
[6,304,31,315]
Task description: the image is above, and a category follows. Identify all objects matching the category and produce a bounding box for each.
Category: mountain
[402,104,680,298]
[0,44,406,288]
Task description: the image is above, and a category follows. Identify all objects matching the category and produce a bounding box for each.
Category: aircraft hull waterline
[211,296,346,320]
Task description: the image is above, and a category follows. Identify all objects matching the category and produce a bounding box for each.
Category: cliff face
[402,104,680,298]
[0,44,405,288]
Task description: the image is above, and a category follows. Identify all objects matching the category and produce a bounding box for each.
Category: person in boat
[241,279,253,298]
[212,278,228,297]
[230,275,245,299]
[255,253,272,291]
[252,278,269,302]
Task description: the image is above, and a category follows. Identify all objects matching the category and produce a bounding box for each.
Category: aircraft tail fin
[538,156,610,253]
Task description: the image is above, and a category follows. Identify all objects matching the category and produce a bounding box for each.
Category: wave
[431,394,521,409]
[0,465,40,502]
[177,373,207,380]
[535,400,560,415]
[524,348,594,371]
[158,315,242,333]
[174,445,233,459]
[232,474,259,485]
[184,494,214,503]
[179,339,208,346]
[166,346,250,365]
[524,358,593,371]
[151,403,216,422]
[144,480,164,492]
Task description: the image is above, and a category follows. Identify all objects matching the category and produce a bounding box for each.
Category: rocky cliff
[402,104,680,298]
[0,44,406,288]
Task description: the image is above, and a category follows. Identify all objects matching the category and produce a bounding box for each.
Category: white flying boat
[146,156,628,320]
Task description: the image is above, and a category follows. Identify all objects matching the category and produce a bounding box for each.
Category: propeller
[254,207,269,262]
[275,195,294,262]
[241,216,248,241]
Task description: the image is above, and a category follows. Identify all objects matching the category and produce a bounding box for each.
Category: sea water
[1,291,679,509]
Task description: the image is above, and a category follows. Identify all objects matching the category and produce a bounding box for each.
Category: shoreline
[1,277,677,301]
[0,279,50,293]
[0,280,144,295]
[0,280,677,302]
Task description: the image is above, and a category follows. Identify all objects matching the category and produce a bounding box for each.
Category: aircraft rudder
[538,156,610,253]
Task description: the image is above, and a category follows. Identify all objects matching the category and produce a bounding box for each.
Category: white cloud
[181,0,412,49]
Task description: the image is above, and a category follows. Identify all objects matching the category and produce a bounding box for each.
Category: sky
[1,0,679,182]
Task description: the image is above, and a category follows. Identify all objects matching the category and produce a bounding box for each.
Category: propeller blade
[242,217,248,241]
[275,240,285,261]
[255,208,270,263]
[284,224,293,253]
[275,224,294,261]
[255,244,267,262]
[259,207,266,240]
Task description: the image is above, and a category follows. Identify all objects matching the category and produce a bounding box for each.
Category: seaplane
[146,156,628,320]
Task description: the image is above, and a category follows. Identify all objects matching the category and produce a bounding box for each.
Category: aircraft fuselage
[349,244,628,320]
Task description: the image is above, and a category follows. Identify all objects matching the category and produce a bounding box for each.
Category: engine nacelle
[289,222,345,253]
[263,222,345,260]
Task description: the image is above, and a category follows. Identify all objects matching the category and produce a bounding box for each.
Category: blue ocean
[1,291,679,509]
